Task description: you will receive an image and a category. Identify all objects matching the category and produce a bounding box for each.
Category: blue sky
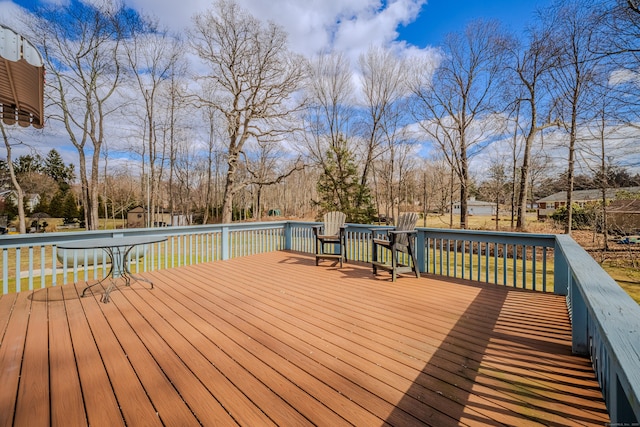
[400,0,553,46]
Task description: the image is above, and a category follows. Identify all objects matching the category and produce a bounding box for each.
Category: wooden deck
[0,251,609,426]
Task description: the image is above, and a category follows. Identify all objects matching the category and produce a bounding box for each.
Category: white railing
[0,222,286,294]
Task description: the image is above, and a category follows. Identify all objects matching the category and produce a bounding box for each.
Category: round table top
[57,235,167,250]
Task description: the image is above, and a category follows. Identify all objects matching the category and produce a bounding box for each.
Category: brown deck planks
[0,291,31,427]
[47,285,87,427]
[0,251,609,426]
[14,285,49,426]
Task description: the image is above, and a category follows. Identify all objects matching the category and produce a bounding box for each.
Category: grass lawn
[603,264,640,304]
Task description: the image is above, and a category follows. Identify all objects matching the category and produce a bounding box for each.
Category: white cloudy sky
[127,0,427,61]
[1,0,431,60]
[0,0,440,166]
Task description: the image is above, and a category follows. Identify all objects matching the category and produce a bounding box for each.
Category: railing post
[553,240,569,296]
[569,275,589,355]
[284,222,292,251]
[416,230,425,273]
[221,226,229,260]
[610,370,638,424]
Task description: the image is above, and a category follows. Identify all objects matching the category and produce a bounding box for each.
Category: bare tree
[28,0,126,230]
[102,164,140,224]
[120,14,183,227]
[304,51,377,220]
[189,0,306,223]
[0,122,26,233]
[358,46,409,205]
[509,19,561,230]
[412,20,508,229]
[479,159,508,230]
[305,51,354,172]
[549,0,604,234]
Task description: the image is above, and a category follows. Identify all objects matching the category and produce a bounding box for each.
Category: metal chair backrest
[323,211,346,236]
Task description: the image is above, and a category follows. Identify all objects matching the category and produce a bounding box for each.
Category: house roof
[453,198,494,207]
[608,199,640,214]
[467,199,494,207]
[536,186,640,203]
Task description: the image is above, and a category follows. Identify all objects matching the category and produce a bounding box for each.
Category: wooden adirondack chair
[313,211,347,267]
[371,212,420,281]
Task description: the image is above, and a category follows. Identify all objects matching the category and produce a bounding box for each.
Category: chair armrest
[387,230,417,235]
[370,226,394,239]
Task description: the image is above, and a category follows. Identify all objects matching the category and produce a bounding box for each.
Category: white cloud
[125,0,429,60]
[0,1,32,34]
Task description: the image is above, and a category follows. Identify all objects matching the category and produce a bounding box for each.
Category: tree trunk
[1,123,26,234]
[564,97,579,235]
[221,154,238,223]
[516,126,536,230]
[459,136,469,230]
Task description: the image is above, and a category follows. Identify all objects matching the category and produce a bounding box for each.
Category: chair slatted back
[323,211,346,236]
[395,212,418,251]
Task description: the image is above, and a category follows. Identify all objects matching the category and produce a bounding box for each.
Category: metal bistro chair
[371,212,420,281]
[313,211,347,268]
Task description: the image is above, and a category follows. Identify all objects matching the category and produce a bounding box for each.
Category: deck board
[0,251,609,426]
[14,285,49,426]
[0,291,30,427]
[47,285,87,427]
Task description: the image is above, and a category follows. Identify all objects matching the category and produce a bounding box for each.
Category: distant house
[127,206,192,228]
[452,197,496,216]
[0,190,40,212]
[536,186,640,219]
[127,206,147,228]
[607,199,640,233]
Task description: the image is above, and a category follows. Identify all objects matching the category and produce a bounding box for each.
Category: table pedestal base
[81,245,154,303]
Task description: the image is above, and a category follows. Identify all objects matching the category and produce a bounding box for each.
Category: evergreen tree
[47,191,66,218]
[316,137,375,223]
[43,150,74,192]
[61,192,79,224]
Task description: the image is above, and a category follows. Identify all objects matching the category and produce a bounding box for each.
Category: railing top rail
[555,234,640,415]
[419,227,557,246]
[0,221,289,248]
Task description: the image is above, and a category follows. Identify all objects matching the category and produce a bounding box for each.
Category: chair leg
[372,242,378,275]
[391,250,397,282]
[408,238,420,278]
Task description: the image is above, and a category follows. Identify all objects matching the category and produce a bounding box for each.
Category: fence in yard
[0,220,638,423]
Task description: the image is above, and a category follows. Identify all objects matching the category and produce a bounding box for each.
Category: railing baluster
[454,240,458,278]
[542,248,547,292]
[522,245,527,289]
[15,247,21,293]
[40,246,46,289]
[476,241,480,281]
[512,244,517,288]
[532,246,537,291]
[493,242,497,285]
[3,249,8,294]
[52,246,57,287]
[502,243,507,286]
[462,240,473,279]
[28,246,34,291]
